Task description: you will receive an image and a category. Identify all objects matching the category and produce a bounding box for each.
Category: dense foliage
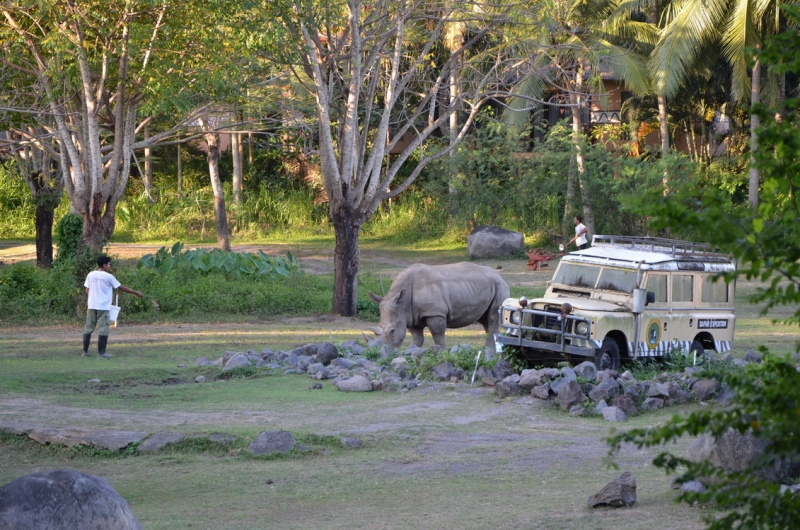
[608,23,800,529]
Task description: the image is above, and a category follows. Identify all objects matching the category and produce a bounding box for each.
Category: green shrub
[54,214,83,263]
[415,345,496,380]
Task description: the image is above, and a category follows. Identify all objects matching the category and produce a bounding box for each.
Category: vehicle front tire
[595,338,621,371]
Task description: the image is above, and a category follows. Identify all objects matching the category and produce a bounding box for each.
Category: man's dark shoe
[82,333,91,357]
[99,353,113,359]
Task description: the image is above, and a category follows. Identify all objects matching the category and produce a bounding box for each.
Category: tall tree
[257,0,537,315]
[0,1,245,252]
[650,0,799,207]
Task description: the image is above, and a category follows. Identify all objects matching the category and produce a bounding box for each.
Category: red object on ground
[526,249,564,270]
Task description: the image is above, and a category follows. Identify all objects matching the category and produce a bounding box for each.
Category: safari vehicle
[496,235,736,370]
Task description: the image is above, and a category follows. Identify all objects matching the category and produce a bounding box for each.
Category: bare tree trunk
[34,185,61,268]
[570,64,595,235]
[204,131,231,251]
[144,124,155,202]
[177,144,183,195]
[331,207,360,316]
[247,132,253,165]
[749,58,761,208]
[231,121,243,205]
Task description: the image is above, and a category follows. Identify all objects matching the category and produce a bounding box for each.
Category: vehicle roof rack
[591,235,729,259]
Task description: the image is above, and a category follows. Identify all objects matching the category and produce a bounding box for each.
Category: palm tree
[503,0,654,233]
[650,0,799,207]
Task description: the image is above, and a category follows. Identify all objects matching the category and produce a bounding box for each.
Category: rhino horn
[369,326,383,336]
[368,292,383,303]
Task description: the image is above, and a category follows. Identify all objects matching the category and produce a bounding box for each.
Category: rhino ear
[369,292,383,304]
[394,288,406,303]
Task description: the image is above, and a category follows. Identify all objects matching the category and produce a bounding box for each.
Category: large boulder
[247,431,296,456]
[0,469,141,529]
[336,375,373,392]
[466,226,524,259]
[686,428,797,484]
[304,343,339,366]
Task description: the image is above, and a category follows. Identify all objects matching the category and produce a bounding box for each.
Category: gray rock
[391,357,409,371]
[556,380,586,410]
[481,376,497,387]
[28,427,147,452]
[597,369,619,383]
[531,383,550,400]
[336,375,372,392]
[611,394,638,417]
[744,349,762,364]
[548,376,570,395]
[88,378,101,383]
[569,405,588,416]
[283,352,299,366]
[686,428,795,484]
[247,431,296,455]
[573,361,597,381]
[601,406,628,422]
[588,472,637,508]
[370,379,385,391]
[312,368,330,380]
[307,362,326,376]
[647,382,670,399]
[620,370,635,383]
[560,366,577,381]
[719,352,734,362]
[194,357,212,367]
[519,370,544,390]
[594,399,608,414]
[466,225,524,259]
[380,344,394,359]
[341,437,362,449]
[222,351,241,364]
[668,385,692,405]
[693,379,719,401]
[492,358,514,380]
[432,362,456,381]
[640,397,664,411]
[222,352,251,372]
[733,358,748,368]
[304,342,339,366]
[680,480,707,493]
[260,347,274,357]
[138,432,184,453]
[494,380,522,398]
[622,386,640,402]
[0,470,142,529]
[331,357,357,370]
[588,380,619,402]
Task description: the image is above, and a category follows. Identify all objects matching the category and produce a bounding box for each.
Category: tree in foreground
[608,21,800,529]
[256,0,546,315]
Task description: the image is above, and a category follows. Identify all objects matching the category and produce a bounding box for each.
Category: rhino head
[368,290,408,347]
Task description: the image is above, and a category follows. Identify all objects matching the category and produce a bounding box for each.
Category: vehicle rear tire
[689,340,708,363]
[595,338,621,371]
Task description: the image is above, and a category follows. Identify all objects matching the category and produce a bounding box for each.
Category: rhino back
[391,262,508,328]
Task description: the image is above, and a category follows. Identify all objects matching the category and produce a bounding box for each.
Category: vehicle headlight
[575,321,589,335]
[510,311,521,325]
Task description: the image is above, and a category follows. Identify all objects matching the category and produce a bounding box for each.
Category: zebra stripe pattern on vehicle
[626,340,732,357]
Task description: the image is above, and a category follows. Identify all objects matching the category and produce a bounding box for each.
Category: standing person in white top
[83,255,143,358]
[568,215,590,250]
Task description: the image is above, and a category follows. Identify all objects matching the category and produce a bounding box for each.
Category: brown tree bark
[331,206,361,316]
[749,57,761,208]
[204,129,231,251]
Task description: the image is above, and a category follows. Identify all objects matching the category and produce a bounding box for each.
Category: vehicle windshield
[553,263,637,293]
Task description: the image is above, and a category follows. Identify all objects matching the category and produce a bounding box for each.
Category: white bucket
[109,305,121,327]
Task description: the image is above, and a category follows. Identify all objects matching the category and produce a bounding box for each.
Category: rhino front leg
[410,327,425,347]
[426,316,447,351]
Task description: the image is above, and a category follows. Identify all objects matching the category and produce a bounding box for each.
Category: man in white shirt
[83,255,143,358]
[568,215,589,250]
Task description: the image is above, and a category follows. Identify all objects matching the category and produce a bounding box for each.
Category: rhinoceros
[369,262,510,358]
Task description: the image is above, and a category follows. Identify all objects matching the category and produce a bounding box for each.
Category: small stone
[194,357,212,367]
[588,472,637,508]
[311,383,322,389]
[195,376,206,383]
[88,379,101,383]
[341,437,362,449]
[601,406,627,422]
[744,349,762,364]
[640,397,664,411]
[176,363,187,368]
[531,383,550,400]
[594,399,608,414]
[336,375,372,392]
[693,379,719,401]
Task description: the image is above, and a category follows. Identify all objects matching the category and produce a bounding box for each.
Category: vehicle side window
[701,275,729,303]
[645,274,667,303]
[673,274,694,302]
